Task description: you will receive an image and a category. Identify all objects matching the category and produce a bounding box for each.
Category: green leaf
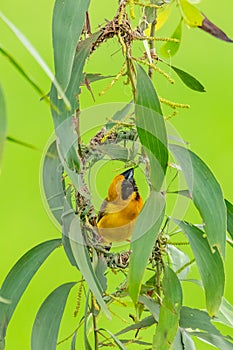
[93,144,129,161]
[160,20,182,58]
[0,46,51,106]
[177,0,204,27]
[99,329,127,350]
[6,136,39,151]
[190,332,233,349]
[135,64,168,191]
[115,316,155,336]
[170,145,226,257]
[106,102,133,130]
[128,191,165,303]
[215,298,233,328]
[84,73,114,85]
[138,295,160,321]
[42,140,65,227]
[176,221,224,316]
[61,198,79,268]
[153,266,182,350]
[52,0,90,91]
[200,16,233,43]
[0,85,7,169]
[180,306,220,335]
[0,239,61,347]
[69,217,111,318]
[171,65,205,92]
[172,329,196,350]
[71,331,77,350]
[84,291,92,350]
[225,199,233,240]
[31,282,76,350]
[167,244,190,279]
[0,11,70,109]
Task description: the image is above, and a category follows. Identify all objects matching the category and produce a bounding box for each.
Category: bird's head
[107,168,138,202]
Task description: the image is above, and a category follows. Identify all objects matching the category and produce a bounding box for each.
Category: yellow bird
[97,168,143,243]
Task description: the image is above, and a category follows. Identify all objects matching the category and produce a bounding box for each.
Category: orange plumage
[97,168,143,243]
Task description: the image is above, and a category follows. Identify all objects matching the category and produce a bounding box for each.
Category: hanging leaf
[83,73,114,85]
[115,316,155,336]
[215,298,233,329]
[177,0,204,27]
[153,266,183,350]
[93,144,129,161]
[199,16,233,43]
[135,64,168,191]
[70,331,77,350]
[225,199,233,240]
[0,85,7,170]
[42,140,65,227]
[0,46,52,107]
[180,306,221,335]
[99,329,127,350]
[6,136,39,151]
[106,101,133,130]
[190,332,233,349]
[167,244,191,279]
[0,12,70,109]
[160,20,182,58]
[128,191,165,304]
[69,217,111,319]
[175,220,224,316]
[52,0,91,91]
[170,145,226,257]
[171,65,205,92]
[31,282,76,350]
[0,239,61,348]
[138,295,160,321]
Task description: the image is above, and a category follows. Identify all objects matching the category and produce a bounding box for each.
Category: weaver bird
[97,168,143,243]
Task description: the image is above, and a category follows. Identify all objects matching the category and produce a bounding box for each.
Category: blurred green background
[1,0,233,349]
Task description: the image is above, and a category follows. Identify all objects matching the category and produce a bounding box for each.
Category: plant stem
[148,19,156,78]
[92,293,98,350]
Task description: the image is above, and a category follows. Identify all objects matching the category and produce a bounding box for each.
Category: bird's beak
[121,168,134,183]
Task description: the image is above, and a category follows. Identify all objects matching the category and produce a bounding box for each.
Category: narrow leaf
[31,282,76,350]
[167,244,190,279]
[225,199,233,240]
[135,64,168,191]
[69,217,111,318]
[99,329,127,350]
[52,0,90,91]
[171,65,205,92]
[160,20,182,58]
[190,332,233,349]
[0,85,7,169]
[176,221,224,316]
[215,298,233,328]
[0,46,50,104]
[128,191,165,303]
[42,140,65,226]
[0,12,70,109]
[199,16,233,43]
[177,0,204,27]
[170,144,226,257]
[71,331,77,350]
[138,295,160,321]
[83,73,114,85]
[0,239,61,346]
[115,316,155,336]
[180,306,220,335]
[6,136,39,151]
[153,266,183,350]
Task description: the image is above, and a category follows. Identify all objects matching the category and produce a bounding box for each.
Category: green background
[1,0,233,349]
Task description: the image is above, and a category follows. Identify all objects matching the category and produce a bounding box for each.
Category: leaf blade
[31,282,76,350]
[170,144,226,257]
[52,0,90,91]
[128,191,165,303]
[153,266,183,350]
[171,65,205,92]
[0,239,61,346]
[176,220,225,316]
[135,64,168,191]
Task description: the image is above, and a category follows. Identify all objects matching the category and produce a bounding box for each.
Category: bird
[97,168,143,243]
